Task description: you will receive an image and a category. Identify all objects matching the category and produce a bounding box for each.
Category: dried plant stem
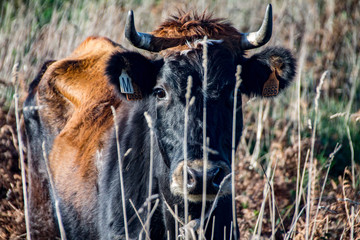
[127,194,158,225]
[293,33,307,238]
[204,173,232,232]
[210,216,215,240]
[310,143,341,240]
[231,65,242,240]
[253,159,274,238]
[142,196,160,238]
[129,199,151,240]
[13,63,31,240]
[346,126,355,189]
[111,106,129,240]
[306,71,327,240]
[163,198,185,226]
[345,58,359,190]
[286,206,307,238]
[350,206,354,240]
[183,75,193,239]
[270,167,276,240]
[250,99,264,167]
[144,112,154,234]
[41,142,67,240]
[286,149,311,240]
[175,204,179,239]
[200,36,209,239]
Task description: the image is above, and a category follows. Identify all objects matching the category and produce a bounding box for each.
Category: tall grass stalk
[269,160,277,240]
[250,99,264,168]
[139,190,160,237]
[13,63,31,240]
[41,142,67,240]
[350,206,354,240]
[286,149,311,240]
[341,171,353,235]
[346,122,355,240]
[310,143,341,240]
[163,198,185,225]
[305,71,327,240]
[231,65,241,240]
[204,173,232,233]
[200,36,209,239]
[183,75,193,239]
[252,157,275,238]
[129,199,151,240]
[293,35,307,237]
[345,57,359,190]
[111,106,129,240]
[210,216,215,240]
[144,112,155,235]
[175,204,179,239]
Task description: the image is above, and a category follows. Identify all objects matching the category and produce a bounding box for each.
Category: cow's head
[106,3,295,217]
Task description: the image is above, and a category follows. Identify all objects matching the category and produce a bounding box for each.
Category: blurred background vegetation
[0,0,359,238]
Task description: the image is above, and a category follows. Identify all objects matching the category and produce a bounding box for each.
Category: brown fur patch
[36,36,122,211]
[270,56,284,76]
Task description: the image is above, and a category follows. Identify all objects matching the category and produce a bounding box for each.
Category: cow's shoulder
[34,36,123,212]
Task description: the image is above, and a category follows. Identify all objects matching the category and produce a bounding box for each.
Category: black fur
[100,43,245,239]
[100,43,296,239]
[23,60,59,239]
[106,51,162,98]
[240,47,296,97]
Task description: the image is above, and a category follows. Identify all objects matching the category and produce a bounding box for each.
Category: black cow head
[105,4,296,237]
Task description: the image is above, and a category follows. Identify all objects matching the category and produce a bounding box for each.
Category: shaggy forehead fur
[162,44,237,102]
[150,11,244,52]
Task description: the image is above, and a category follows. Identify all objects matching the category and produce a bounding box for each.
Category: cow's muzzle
[170,160,231,202]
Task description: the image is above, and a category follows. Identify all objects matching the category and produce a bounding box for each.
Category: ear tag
[119,70,142,101]
[262,71,279,97]
[119,70,134,94]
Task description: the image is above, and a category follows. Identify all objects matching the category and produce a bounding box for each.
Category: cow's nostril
[184,166,227,195]
[186,168,197,191]
[212,167,225,189]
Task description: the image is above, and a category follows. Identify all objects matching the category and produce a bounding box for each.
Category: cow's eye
[153,88,167,100]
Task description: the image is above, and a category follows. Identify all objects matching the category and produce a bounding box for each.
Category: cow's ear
[240,47,296,97]
[106,51,162,100]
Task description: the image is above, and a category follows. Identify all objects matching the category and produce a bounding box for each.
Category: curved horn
[240,4,273,50]
[125,10,156,51]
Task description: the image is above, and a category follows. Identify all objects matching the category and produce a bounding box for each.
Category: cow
[23,4,296,240]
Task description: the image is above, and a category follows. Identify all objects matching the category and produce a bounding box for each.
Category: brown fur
[150,11,244,52]
[36,36,122,210]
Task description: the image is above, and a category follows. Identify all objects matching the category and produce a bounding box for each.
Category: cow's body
[24,37,123,238]
[24,5,296,239]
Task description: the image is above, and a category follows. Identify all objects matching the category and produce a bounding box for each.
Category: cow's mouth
[170,160,231,202]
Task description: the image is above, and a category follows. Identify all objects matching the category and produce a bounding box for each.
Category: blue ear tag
[118,70,142,101]
[119,70,134,94]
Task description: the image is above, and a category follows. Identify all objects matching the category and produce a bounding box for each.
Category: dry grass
[0,0,359,239]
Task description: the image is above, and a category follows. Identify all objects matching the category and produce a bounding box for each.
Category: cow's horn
[240,4,273,50]
[125,10,156,51]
